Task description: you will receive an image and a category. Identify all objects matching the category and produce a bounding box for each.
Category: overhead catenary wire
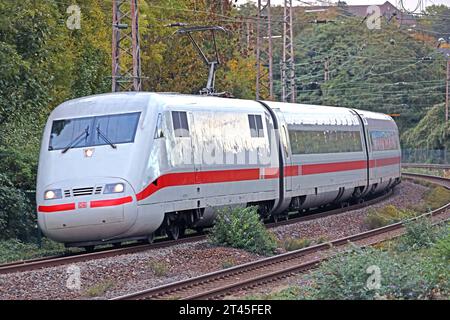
[28,0,448,106]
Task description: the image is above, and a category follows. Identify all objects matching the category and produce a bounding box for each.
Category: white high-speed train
[36,92,401,250]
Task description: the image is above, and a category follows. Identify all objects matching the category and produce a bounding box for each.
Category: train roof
[51,92,396,125]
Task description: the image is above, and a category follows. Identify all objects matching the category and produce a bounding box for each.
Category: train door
[352,110,372,191]
[169,110,197,200]
[188,112,202,185]
[276,113,293,193]
[360,113,376,190]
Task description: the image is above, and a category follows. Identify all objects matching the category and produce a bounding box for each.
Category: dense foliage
[286,12,446,133]
[295,221,449,300]
[396,218,439,251]
[402,103,450,150]
[0,174,36,241]
[364,205,416,230]
[0,238,67,264]
[209,206,277,255]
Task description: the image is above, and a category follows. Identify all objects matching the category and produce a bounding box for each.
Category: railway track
[0,235,205,275]
[402,163,450,170]
[1,172,445,275]
[0,190,393,275]
[402,172,450,189]
[111,174,450,301]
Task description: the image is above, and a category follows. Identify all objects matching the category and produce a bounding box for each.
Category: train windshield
[49,112,141,151]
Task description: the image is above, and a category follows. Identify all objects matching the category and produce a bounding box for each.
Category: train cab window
[48,112,141,151]
[172,111,189,137]
[248,114,264,138]
[92,112,140,146]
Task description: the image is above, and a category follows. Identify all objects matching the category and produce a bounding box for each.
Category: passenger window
[172,111,189,137]
[248,114,264,138]
[369,130,398,151]
[288,128,363,154]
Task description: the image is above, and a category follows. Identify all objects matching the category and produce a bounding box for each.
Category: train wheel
[112,242,122,248]
[84,245,95,253]
[167,224,180,240]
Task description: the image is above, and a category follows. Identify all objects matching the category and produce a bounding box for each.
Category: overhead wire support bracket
[174,26,229,96]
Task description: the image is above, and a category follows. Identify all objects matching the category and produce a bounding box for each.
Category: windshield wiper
[61,126,90,154]
[96,125,117,149]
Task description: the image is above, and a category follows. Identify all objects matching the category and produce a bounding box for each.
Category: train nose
[37,178,138,244]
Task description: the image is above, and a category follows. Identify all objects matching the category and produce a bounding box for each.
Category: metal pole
[267,1,273,100]
[256,0,262,100]
[282,1,287,102]
[324,57,329,82]
[256,0,273,100]
[446,58,449,122]
[282,0,295,102]
[288,0,295,103]
[112,0,120,92]
[112,0,142,92]
[131,0,142,91]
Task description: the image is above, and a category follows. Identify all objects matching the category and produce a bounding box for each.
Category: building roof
[298,1,416,26]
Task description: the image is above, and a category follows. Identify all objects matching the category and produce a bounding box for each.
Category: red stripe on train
[369,156,401,168]
[136,168,260,201]
[38,203,76,213]
[90,196,133,208]
[262,166,299,179]
[301,160,367,175]
[39,157,401,206]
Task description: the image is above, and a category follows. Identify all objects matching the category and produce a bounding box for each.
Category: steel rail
[402,163,450,170]
[0,189,394,274]
[2,173,444,275]
[402,172,450,189]
[184,216,450,300]
[111,175,450,301]
[0,235,205,275]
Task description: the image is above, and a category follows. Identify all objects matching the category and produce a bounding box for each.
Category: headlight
[104,183,125,194]
[44,189,62,200]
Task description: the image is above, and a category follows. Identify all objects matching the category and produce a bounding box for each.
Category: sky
[235,0,450,12]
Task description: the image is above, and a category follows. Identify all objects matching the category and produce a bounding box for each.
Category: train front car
[36,93,159,249]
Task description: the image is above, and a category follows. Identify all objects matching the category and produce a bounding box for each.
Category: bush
[0,174,37,241]
[84,280,116,297]
[221,257,236,269]
[364,205,416,230]
[246,286,300,300]
[396,218,438,251]
[147,260,169,277]
[422,186,450,210]
[431,226,450,262]
[282,238,312,251]
[209,206,277,256]
[0,238,67,264]
[299,246,447,300]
